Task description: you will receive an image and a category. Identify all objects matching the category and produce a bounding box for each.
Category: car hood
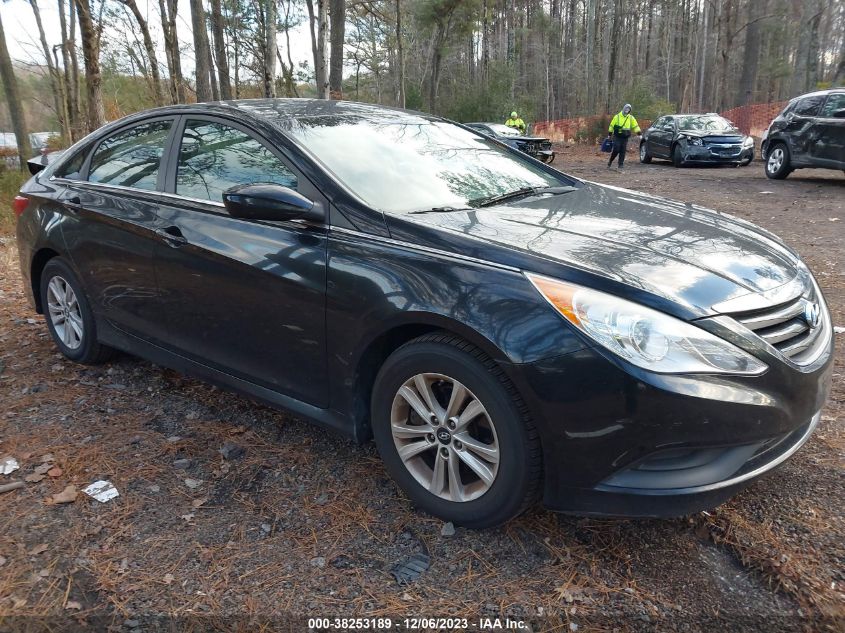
[504,135,549,143]
[389,182,801,317]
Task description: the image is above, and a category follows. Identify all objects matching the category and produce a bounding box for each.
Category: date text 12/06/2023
[307,617,529,630]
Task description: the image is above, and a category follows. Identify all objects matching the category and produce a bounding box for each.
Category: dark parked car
[640,113,754,167]
[15,100,833,527]
[761,89,845,179]
[465,122,555,163]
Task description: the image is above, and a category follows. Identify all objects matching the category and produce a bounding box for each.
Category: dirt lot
[0,148,843,632]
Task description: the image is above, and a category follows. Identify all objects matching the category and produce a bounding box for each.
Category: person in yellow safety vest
[607,103,641,171]
[505,111,527,135]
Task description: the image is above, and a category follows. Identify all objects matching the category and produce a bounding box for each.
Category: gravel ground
[0,147,843,632]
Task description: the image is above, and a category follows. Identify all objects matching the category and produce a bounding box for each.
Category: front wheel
[765,143,791,179]
[371,333,542,528]
[639,142,652,163]
[40,258,115,364]
[672,144,685,167]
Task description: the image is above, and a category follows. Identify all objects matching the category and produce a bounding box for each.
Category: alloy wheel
[46,275,83,350]
[390,373,500,502]
[767,147,784,174]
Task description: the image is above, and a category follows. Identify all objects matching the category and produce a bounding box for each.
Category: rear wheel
[639,142,652,164]
[371,333,542,528]
[671,144,685,167]
[40,258,115,364]
[765,142,791,179]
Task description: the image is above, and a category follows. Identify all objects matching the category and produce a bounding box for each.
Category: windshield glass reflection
[285,117,569,213]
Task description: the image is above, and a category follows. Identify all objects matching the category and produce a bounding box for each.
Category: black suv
[762,89,845,179]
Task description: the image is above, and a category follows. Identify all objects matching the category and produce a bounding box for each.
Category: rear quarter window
[54,148,87,180]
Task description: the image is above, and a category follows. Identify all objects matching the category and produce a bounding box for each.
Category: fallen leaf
[33,463,51,475]
[39,454,54,464]
[47,467,63,478]
[183,478,203,489]
[163,573,174,585]
[49,485,77,504]
[29,543,48,556]
[181,513,195,522]
[38,568,51,577]
[25,473,46,483]
[65,600,82,611]
[191,497,208,509]
[0,555,7,566]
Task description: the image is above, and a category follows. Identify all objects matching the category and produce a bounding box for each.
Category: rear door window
[793,95,825,117]
[819,93,845,118]
[175,119,298,203]
[87,120,172,190]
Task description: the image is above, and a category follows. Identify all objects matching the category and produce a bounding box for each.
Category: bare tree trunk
[0,11,32,167]
[395,0,405,107]
[159,0,185,102]
[305,0,326,96]
[328,0,345,99]
[318,0,329,98]
[738,0,762,106]
[29,0,70,145]
[119,0,164,105]
[210,0,231,99]
[74,0,105,131]
[263,0,277,97]
[189,0,212,101]
[206,30,219,100]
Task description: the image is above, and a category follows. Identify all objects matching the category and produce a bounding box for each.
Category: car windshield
[284,116,570,214]
[485,124,522,137]
[676,115,735,131]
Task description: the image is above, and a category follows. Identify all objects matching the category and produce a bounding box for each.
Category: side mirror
[832,108,845,119]
[222,183,323,223]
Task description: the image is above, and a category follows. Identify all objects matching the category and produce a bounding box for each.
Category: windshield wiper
[471,185,576,208]
[408,206,472,215]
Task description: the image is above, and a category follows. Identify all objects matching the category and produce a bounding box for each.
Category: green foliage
[0,170,29,235]
[619,80,675,119]
[438,61,537,125]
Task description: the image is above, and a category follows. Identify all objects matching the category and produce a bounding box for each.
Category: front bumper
[682,143,754,164]
[502,331,833,518]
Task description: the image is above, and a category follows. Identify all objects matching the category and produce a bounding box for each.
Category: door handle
[155,227,188,247]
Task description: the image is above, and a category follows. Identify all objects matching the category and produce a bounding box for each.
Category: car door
[813,92,845,167]
[57,117,176,336]
[781,94,826,165]
[651,117,673,158]
[151,116,330,407]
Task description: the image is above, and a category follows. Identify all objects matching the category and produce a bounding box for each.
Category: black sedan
[15,100,832,527]
[640,114,754,167]
[465,122,555,163]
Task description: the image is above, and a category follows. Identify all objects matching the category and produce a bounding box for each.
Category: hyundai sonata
[15,100,833,527]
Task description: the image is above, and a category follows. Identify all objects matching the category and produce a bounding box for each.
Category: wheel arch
[30,247,62,313]
[350,315,513,442]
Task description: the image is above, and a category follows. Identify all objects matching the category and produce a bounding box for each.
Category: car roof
[790,88,845,101]
[110,98,440,133]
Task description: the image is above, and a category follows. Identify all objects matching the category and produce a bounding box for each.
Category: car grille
[727,288,828,365]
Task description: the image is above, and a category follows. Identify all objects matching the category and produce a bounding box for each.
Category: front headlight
[742,137,754,148]
[526,274,767,375]
[682,135,703,146]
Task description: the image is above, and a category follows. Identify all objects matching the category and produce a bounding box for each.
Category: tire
[765,142,791,179]
[40,257,115,364]
[671,144,685,167]
[639,141,652,164]
[371,332,542,528]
